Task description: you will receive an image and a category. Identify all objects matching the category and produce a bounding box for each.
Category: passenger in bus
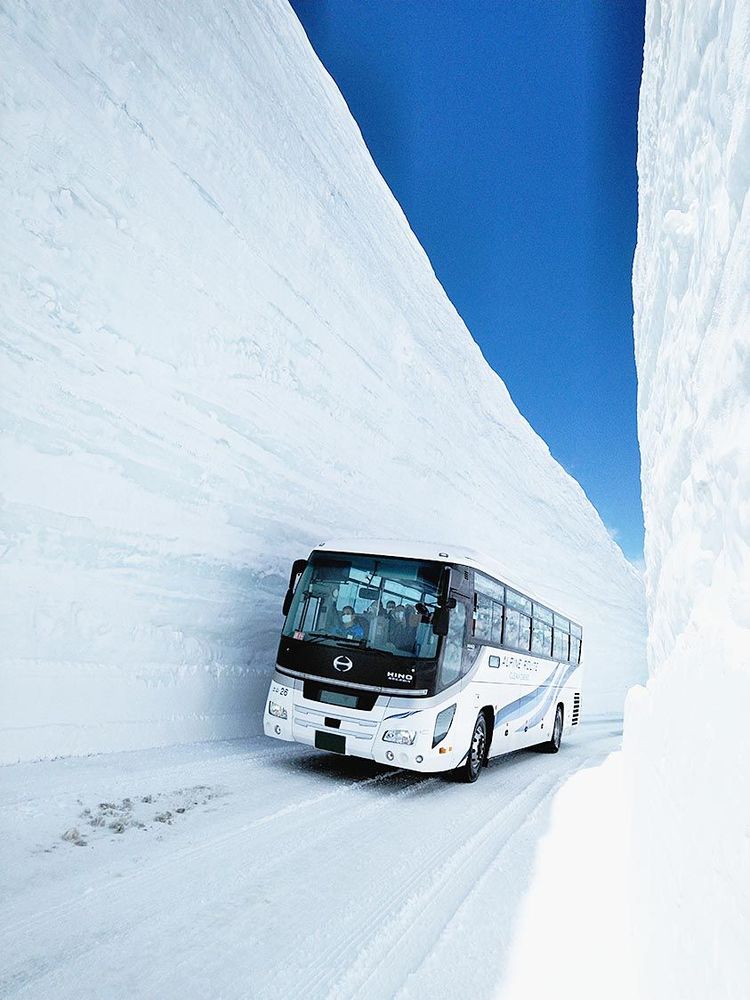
[400,605,420,652]
[366,599,388,622]
[334,605,366,640]
[387,603,405,643]
[389,604,417,651]
[366,600,390,645]
[373,601,394,648]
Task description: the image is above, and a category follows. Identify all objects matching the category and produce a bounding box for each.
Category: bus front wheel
[455,713,487,783]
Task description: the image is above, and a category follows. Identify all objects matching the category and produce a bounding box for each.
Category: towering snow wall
[0,0,646,764]
[627,0,750,995]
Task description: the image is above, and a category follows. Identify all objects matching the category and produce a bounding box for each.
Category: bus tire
[455,713,487,783]
[539,704,564,754]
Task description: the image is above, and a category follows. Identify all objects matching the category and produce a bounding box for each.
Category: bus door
[438,592,472,691]
[489,651,524,753]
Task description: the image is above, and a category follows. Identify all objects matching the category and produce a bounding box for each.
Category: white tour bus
[263,540,583,782]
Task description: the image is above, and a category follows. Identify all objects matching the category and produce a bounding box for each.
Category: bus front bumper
[262,677,462,774]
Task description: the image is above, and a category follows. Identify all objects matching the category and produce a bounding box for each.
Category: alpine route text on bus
[263,540,583,782]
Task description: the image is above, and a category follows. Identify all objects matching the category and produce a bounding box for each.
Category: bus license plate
[315,731,346,754]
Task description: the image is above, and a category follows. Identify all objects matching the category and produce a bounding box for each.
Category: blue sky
[291,0,646,563]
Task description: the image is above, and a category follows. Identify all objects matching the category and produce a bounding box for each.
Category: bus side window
[474,592,493,641]
[540,622,553,656]
[503,607,520,647]
[490,601,503,644]
[504,608,531,652]
[440,601,467,689]
[518,613,531,651]
[553,628,570,661]
[531,618,549,655]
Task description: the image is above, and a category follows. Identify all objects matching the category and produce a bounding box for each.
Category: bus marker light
[274,725,281,735]
[438,745,452,754]
[386,751,395,762]
[416,755,423,763]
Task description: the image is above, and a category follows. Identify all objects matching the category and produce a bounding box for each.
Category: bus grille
[572,693,581,725]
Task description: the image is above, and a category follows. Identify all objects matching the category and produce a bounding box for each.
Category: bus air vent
[572,693,581,725]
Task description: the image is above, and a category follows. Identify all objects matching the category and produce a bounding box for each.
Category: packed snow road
[0,717,621,1000]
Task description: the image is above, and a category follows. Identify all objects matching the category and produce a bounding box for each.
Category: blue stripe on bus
[514,662,579,733]
[493,664,562,729]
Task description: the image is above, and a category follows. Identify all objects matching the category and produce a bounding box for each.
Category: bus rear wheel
[539,704,564,754]
[455,713,487,783]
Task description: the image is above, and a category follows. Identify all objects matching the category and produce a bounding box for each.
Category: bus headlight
[268,701,288,720]
[382,729,416,745]
[432,705,456,747]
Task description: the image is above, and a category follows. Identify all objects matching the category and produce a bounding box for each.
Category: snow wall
[627,0,750,994]
[0,0,646,764]
[500,2,750,998]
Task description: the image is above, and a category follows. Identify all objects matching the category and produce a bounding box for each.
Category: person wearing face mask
[335,605,366,640]
[387,604,408,648]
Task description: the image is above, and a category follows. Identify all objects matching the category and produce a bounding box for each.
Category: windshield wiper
[306,632,367,647]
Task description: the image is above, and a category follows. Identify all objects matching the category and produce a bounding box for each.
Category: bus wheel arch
[453,711,489,783]
[480,706,495,762]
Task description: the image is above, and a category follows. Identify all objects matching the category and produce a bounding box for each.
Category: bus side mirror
[432,597,457,636]
[282,558,307,616]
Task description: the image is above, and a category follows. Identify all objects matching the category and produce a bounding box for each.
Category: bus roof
[311,538,581,629]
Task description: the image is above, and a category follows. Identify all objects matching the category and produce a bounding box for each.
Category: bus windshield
[282,553,443,659]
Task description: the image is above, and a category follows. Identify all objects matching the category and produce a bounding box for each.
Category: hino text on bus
[263,540,583,782]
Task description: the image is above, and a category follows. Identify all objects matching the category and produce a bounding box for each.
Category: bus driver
[334,605,365,641]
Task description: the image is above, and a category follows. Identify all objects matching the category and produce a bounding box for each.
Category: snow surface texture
[500,1,750,998]
[0,0,645,764]
[0,720,623,999]
[498,753,634,1000]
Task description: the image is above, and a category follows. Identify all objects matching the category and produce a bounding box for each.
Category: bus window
[490,600,503,644]
[474,592,494,641]
[518,613,531,650]
[475,573,505,604]
[282,553,442,659]
[534,603,553,625]
[505,608,531,651]
[503,607,520,647]
[506,589,532,616]
[531,619,552,656]
[440,601,467,689]
[553,629,570,661]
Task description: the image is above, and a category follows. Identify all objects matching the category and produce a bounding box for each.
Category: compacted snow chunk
[0,0,646,763]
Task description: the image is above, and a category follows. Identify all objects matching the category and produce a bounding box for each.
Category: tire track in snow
[1,759,445,997]
[297,772,559,1000]
[0,758,403,992]
[392,754,604,1000]
[278,745,609,1000]
[1,727,621,1000]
